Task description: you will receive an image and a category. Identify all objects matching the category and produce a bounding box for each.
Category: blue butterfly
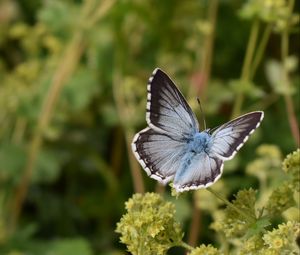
[132,68,264,192]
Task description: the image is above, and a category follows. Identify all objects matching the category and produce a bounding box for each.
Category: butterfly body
[132,68,264,192]
[187,131,212,154]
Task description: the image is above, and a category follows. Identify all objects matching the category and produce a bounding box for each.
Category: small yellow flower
[272,238,283,249]
[116,193,183,255]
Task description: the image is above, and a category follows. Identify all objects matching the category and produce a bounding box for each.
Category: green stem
[179,241,194,251]
[231,19,260,118]
[280,0,299,147]
[250,23,272,79]
[112,68,145,193]
[207,187,256,223]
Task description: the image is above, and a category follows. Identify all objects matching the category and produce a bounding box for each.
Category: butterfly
[131,68,264,192]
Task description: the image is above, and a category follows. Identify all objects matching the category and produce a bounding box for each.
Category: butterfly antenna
[197,97,207,130]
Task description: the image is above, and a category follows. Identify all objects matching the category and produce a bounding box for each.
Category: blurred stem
[86,0,116,28]
[199,0,218,93]
[187,200,201,247]
[207,187,256,223]
[12,117,26,144]
[179,241,194,251]
[232,19,260,118]
[281,0,299,147]
[246,93,279,112]
[250,23,272,79]
[112,70,145,194]
[126,129,145,193]
[8,0,115,234]
[155,183,165,194]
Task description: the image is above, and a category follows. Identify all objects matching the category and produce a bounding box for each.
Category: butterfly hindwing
[132,127,188,184]
[173,152,223,192]
[210,111,264,160]
[146,68,199,139]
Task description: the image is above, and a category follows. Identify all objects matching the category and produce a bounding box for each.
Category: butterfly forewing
[146,68,199,139]
[210,111,264,160]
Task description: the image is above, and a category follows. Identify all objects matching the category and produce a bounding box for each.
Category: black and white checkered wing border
[132,127,187,184]
[146,68,199,139]
[210,111,264,160]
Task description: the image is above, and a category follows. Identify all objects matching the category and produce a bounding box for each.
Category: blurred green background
[0,0,299,254]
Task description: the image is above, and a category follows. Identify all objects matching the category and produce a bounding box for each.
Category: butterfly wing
[131,68,199,184]
[173,152,224,192]
[173,111,263,192]
[146,68,199,139]
[210,111,264,160]
[132,127,188,184]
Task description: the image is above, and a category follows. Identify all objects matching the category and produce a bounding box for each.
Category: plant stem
[179,241,194,251]
[232,19,260,118]
[250,23,272,79]
[126,129,145,193]
[187,200,201,247]
[281,2,299,147]
[282,0,299,147]
[12,117,26,144]
[207,187,256,223]
[112,69,145,194]
[200,0,219,93]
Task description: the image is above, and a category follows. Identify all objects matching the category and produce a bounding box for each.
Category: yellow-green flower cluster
[282,149,300,191]
[115,193,183,255]
[266,181,295,216]
[263,221,300,253]
[239,235,265,255]
[240,221,300,254]
[239,0,299,32]
[188,244,222,255]
[211,189,256,238]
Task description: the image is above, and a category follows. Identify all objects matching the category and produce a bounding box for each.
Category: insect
[132,68,264,192]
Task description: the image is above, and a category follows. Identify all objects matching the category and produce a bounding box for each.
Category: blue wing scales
[132,127,187,184]
[173,152,223,192]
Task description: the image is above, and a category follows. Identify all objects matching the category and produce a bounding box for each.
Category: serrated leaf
[245,217,271,238]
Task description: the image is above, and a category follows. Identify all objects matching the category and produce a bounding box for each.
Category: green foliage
[211,189,257,238]
[117,150,300,254]
[0,0,299,254]
[265,181,295,216]
[116,193,183,255]
[283,148,300,191]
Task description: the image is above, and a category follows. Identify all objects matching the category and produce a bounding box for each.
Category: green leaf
[245,217,271,238]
